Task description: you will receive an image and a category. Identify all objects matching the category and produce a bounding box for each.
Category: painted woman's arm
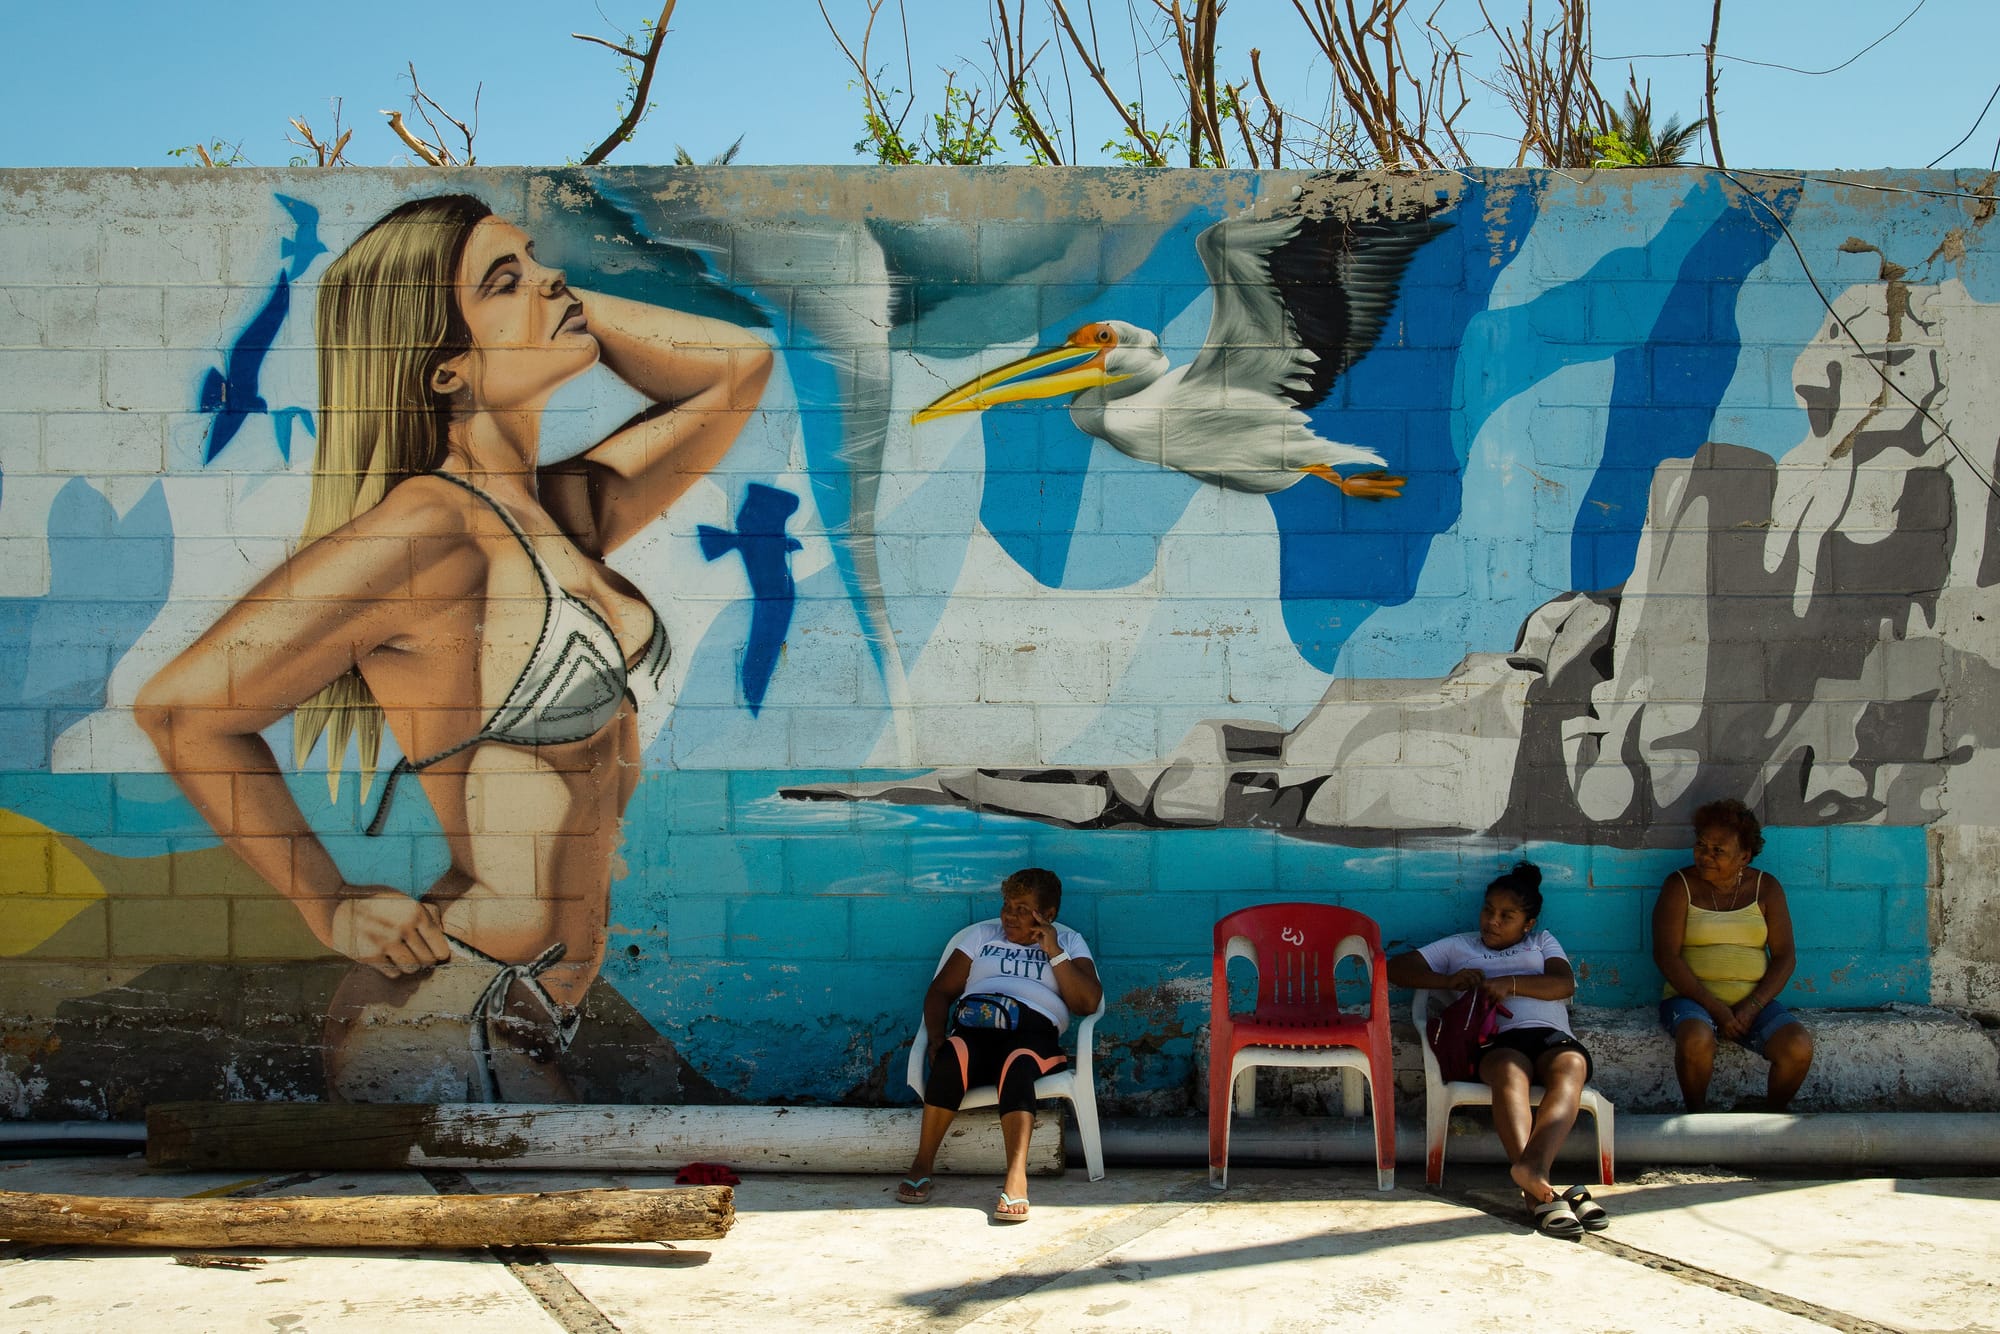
[543,291,773,555]
[134,520,453,977]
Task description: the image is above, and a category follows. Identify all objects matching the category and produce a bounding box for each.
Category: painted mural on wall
[0,167,1993,1116]
[140,193,772,1103]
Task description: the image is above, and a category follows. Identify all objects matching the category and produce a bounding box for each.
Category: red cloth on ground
[675,1162,741,1185]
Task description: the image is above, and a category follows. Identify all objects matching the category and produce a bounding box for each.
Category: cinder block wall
[0,168,1993,1118]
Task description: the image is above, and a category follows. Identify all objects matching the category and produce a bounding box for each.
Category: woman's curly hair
[1693,797,1765,858]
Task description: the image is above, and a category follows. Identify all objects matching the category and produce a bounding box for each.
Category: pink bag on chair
[1426,989,1511,1083]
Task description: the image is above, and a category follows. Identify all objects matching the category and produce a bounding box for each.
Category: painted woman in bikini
[137,195,771,1100]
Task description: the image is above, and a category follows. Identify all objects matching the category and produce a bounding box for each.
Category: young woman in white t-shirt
[1388,861,1607,1237]
[896,867,1102,1222]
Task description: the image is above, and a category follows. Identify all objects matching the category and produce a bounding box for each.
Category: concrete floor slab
[956,1178,1831,1334]
[1593,1172,2000,1334]
[547,1168,1832,1334]
[0,1245,561,1334]
[4,1158,1998,1332]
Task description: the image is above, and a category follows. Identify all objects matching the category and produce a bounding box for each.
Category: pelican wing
[1183,213,1448,411]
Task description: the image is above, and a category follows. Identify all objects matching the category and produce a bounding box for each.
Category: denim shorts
[1658,995,1801,1055]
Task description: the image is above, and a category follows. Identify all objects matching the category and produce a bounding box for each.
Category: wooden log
[0,1185,732,1249]
[146,1102,1064,1175]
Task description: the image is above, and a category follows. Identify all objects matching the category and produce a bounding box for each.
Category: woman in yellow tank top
[1651,799,1814,1111]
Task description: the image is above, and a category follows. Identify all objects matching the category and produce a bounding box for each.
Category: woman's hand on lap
[1725,997,1764,1038]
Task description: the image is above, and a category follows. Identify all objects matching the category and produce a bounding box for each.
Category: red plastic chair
[1209,903,1395,1190]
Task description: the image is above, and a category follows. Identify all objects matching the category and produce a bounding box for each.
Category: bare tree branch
[288,99,354,168]
[821,0,924,162]
[1248,47,1284,166]
[578,1,677,165]
[991,1,1067,162]
[1705,0,1726,168]
[1149,0,1230,167]
[1478,0,1608,168]
[571,33,648,61]
[1048,0,1167,165]
[380,63,479,166]
[1287,0,1463,169]
[813,0,1614,172]
[381,111,444,166]
[1420,6,1474,165]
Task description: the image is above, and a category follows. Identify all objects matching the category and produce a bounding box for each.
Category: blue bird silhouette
[698,484,803,715]
[196,196,324,464]
[198,272,296,463]
[274,194,327,279]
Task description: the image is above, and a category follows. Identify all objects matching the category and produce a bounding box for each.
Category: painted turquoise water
[3,769,1930,1103]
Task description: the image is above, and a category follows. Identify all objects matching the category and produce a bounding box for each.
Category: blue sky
[1,1,1995,170]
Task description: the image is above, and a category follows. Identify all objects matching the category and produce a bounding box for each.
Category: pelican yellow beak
[911,344,1128,424]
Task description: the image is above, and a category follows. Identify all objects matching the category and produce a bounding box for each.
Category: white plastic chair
[905,939,1107,1182]
[1412,988,1614,1186]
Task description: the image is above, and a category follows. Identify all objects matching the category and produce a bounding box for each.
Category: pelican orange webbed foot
[1304,465,1406,500]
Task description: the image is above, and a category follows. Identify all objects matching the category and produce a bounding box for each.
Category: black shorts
[924,1008,1067,1117]
[1479,1025,1593,1082]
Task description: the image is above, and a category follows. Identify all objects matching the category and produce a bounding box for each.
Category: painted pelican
[913,213,1447,497]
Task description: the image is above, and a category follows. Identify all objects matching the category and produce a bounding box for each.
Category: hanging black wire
[1928,81,2000,168]
[1599,0,1925,76]
[1715,167,2000,502]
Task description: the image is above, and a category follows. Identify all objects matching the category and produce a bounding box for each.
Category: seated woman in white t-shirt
[896,867,1102,1223]
[1387,861,1607,1237]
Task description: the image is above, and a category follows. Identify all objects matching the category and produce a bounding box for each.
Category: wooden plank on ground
[0,1184,732,1248]
[146,1103,1065,1175]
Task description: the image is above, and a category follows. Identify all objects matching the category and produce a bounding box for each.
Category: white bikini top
[364,471,669,835]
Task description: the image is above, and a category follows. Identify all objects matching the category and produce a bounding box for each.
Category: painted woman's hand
[327,889,453,977]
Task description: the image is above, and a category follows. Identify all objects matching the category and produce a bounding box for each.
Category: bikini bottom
[323,937,582,1103]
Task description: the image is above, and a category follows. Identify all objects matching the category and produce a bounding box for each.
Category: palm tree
[674,135,745,166]
[1592,76,1706,167]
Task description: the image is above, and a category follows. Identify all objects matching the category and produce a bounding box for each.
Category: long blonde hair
[292,194,492,795]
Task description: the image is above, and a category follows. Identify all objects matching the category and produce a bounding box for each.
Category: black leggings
[924,1009,1067,1118]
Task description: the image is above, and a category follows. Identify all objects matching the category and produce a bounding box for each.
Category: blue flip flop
[896,1176,933,1204]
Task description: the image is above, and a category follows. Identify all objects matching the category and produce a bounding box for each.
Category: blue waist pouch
[952,993,1023,1031]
